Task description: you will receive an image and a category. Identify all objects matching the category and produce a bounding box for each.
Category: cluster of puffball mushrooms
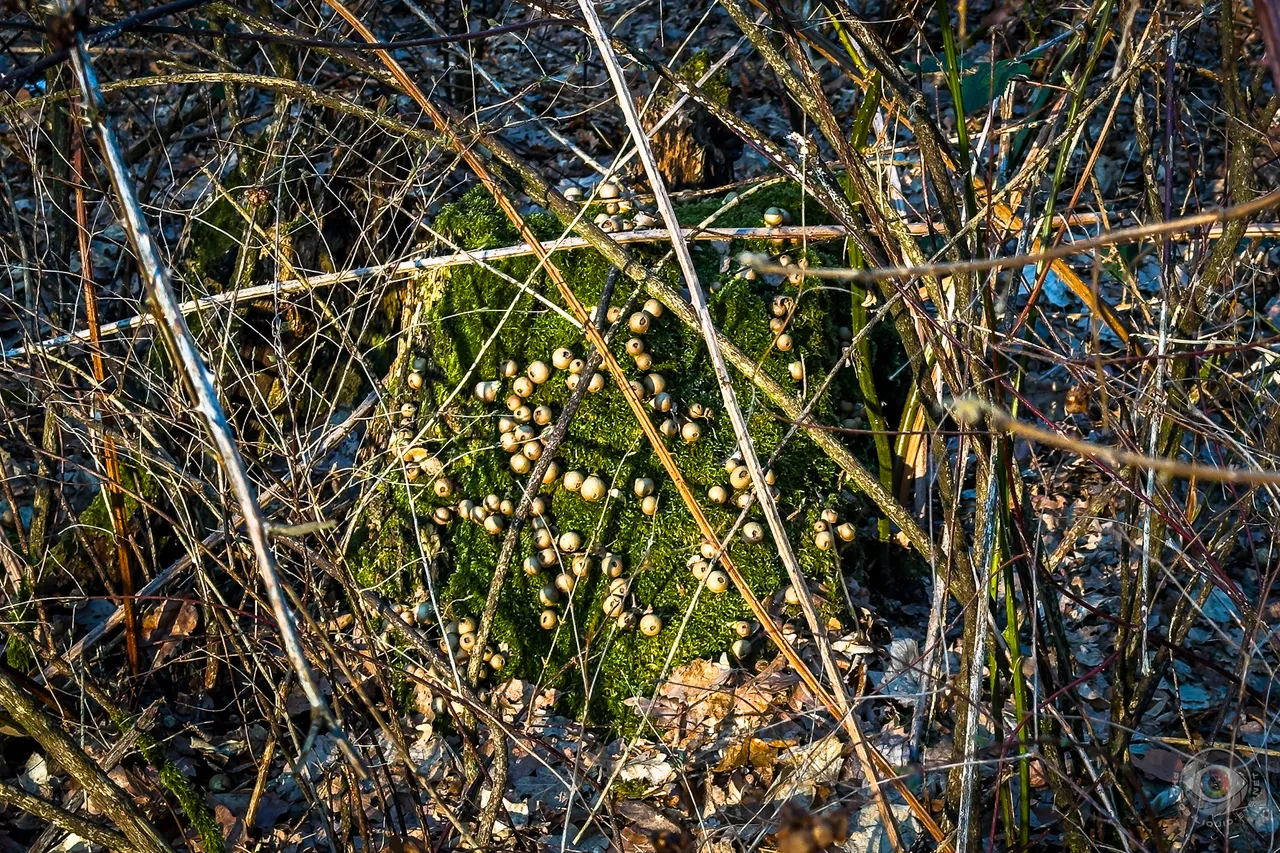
[563,181,659,233]
[392,292,717,638]
[387,194,867,660]
[384,608,510,686]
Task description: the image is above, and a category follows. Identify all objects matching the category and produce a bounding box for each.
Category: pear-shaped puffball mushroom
[742,522,764,544]
[602,553,624,577]
[581,475,607,502]
[640,613,663,636]
[527,361,550,384]
[539,585,561,607]
[705,570,729,593]
[540,610,559,630]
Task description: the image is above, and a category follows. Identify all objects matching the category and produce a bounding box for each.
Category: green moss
[48,467,161,588]
[612,779,649,799]
[678,51,731,107]
[5,633,33,672]
[117,716,226,853]
[186,194,246,289]
[673,181,834,229]
[435,186,521,250]
[352,182,883,728]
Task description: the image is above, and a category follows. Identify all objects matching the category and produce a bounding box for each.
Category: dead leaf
[212,803,246,852]
[140,600,199,667]
[715,738,777,773]
[616,799,682,836]
[1132,747,1183,783]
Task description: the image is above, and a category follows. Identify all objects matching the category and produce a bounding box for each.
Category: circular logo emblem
[1180,749,1255,818]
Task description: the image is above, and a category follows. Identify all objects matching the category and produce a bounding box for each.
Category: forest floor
[2,0,1280,851]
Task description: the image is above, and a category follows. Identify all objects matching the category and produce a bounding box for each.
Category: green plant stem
[1002,531,1031,847]
[848,273,894,541]
[934,0,979,224]
[1037,0,1116,249]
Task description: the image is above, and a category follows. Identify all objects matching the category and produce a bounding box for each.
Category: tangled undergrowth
[3,0,1280,851]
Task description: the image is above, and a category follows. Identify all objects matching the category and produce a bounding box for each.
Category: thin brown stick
[72,125,139,678]
[0,779,135,852]
[956,397,1280,486]
[744,185,1280,284]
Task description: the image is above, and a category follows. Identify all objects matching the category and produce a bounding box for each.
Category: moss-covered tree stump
[350,184,888,725]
